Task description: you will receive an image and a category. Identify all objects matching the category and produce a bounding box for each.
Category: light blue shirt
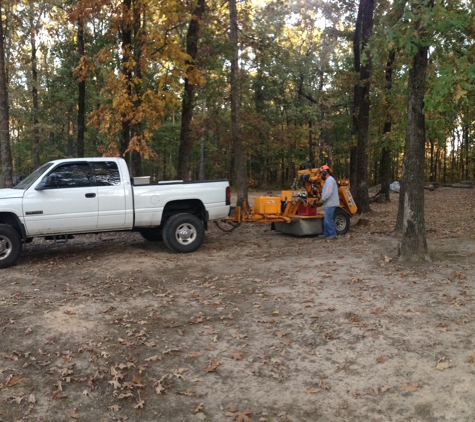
[321,175,339,207]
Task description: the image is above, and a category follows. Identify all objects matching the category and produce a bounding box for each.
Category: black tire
[139,228,163,242]
[163,213,204,253]
[0,225,23,269]
[334,208,350,236]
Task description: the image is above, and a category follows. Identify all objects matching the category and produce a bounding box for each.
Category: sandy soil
[1,187,475,422]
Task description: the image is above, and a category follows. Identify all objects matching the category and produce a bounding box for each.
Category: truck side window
[91,162,121,186]
[47,164,92,188]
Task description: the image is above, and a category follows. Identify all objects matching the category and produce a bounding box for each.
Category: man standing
[317,165,339,239]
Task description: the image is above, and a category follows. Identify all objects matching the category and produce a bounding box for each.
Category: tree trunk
[350,3,362,192]
[120,0,132,160]
[429,138,435,182]
[77,17,86,157]
[198,99,206,180]
[354,0,374,214]
[29,0,40,168]
[380,50,396,201]
[177,0,205,181]
[463,121,469,180]
[77,17,86,158]
[229,0,247,205]
[0,0,13,188]
[350,147,357,193]
[67,106,74,156]
[130,0,143,177]
[398,3,431,261]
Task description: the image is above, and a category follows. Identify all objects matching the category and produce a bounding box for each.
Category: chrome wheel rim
[0,236,12,260]
[175,223,197,245]
[334,215,347,232]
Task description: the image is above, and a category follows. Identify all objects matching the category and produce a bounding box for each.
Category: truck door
[22,163,98,235]
[90,161,127,229]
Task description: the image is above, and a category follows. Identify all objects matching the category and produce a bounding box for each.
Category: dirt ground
[1,187,475,422]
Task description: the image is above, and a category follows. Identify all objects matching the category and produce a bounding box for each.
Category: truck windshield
[13,163,54,190]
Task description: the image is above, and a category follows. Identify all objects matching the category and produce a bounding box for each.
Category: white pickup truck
[0,157,230,268]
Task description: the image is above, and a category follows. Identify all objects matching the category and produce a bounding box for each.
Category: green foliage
[1,0,474,185]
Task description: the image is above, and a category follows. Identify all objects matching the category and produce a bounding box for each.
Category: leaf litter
[0,189,474,420]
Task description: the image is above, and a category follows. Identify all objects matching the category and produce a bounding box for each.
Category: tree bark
[0,0,13,188]
[380,50,396,201]
[177,0,205,181]
[354,0,374,214]
[77,16,86,158]
[130,0,143,177]
[229,0,247,205]
[120,0,132,159]
[29,0,40,168]
[398,1,431,261]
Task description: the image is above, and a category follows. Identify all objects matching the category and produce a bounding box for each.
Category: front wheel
[334,208,350,236]
[163,213,205,253]
[0,225,23,269]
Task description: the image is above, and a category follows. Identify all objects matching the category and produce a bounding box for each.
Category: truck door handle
[85,193,96,198]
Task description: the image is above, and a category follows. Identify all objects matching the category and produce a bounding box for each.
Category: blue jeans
[323,206,337,238]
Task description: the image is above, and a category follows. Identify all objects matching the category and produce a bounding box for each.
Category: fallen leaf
[114,391,133,399]
[145,355,161,362]
[134,399,145,409]
[155,384,166,395]
[193,402,204,414]
[371,308,385,314]
[52,390,68,400]
[319,379,331,390]
[234,409,252,422]
[231,352,244,360]
[402,382,419,393]
[306,387,319,394]
[204,361,220,372]
[67,408,79,419]
[108,380,121,389]
[133,375,143,384]
[376,356,386,363]
[436,361,450,371]
[108,405,120,412]
[28,394,36,403]
[5,375,25,387]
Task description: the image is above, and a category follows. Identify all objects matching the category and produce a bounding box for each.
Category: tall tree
[380,49,396,202]
[28,0,41,167]
[0,0,12,187]
[77,11,86,157]
[353,0,374,214]
[177,0,205,181]
[398,0,433,261]
[229,0,247,203]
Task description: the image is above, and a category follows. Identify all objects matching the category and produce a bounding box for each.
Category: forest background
[0,0,474,260]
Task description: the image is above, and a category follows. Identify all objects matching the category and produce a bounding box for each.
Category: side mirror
[35,175,51,191]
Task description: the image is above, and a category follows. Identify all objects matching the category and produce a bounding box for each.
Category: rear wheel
[139,228,163,242]
[163,213,204,253]
[334,208,350,235]
[0,225,22,269]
